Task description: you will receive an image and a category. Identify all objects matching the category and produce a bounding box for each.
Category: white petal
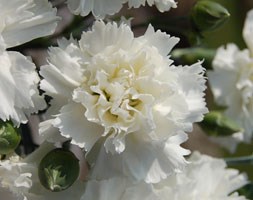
[0,51,46,125]
[67,0,126,18]
[79,21,134,55]
[0,0,59,48]
[143,24,179,57]
[53,102,103,151]
[40,41,85,116]
[81,177,127,200]
[243,8,253,55]
[39,119,68,144]
[81,177,159,200]
[88,132,189,183]
[174,61,208,123]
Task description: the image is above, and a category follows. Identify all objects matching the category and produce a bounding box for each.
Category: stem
[225,155,253,165]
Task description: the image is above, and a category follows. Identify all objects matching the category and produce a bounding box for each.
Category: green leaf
[238,182,253,200]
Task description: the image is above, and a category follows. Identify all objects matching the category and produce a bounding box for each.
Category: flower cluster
[0,0,251,200]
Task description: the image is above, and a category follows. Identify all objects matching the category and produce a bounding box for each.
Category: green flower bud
[191,0,230,32]
[38,148,80,192]
[0,120,21,155]
[199,111,243,137]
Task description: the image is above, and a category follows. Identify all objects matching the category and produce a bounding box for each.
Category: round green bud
[38,148,80,192]
[0,120,21,155]
[191,0,230,32]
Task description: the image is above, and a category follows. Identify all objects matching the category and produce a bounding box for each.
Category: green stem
[225,155,253,165]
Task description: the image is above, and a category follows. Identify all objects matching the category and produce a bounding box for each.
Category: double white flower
[67,0,177,18]
[40,21,208,183]
[0,0,59,126]
[208,8,253,141]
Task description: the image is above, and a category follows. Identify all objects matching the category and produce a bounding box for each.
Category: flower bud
[199,111,243,136]
[191,0,230,32]
[0,120,21,155]
[38,148,80,192]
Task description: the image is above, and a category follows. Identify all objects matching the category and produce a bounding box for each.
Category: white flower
[0,155,34,200]
[82,152,248,200]
[163,152,248,200]
[0,0,59,48]
[40,21,207,182]
[0,142,85,200]
[0,51,46,125]
[0,0,59,125]
[67,0,177,18]
[208,8,253,141]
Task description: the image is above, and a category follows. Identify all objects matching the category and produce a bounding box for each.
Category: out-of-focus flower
[0,0,59,48]
[0,155,35,199]
[67,0,177,18]
[82,152,248,200]
[0,0,60,126]
[208,8,253,142]
[0,142,85,200]
[162,152,248,200]
[40,21,207,183]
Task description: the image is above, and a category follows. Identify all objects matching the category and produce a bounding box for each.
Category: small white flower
[0,0,59,125]
[82,152,248,200]
[40,21,207,182]
[208,8,253,141]
[0,154,36,200]
[163,152,248,200]
[0,142,85,200]
[67,0,177,18]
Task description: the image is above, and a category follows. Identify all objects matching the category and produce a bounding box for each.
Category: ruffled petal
[53,102,103,151]
[0,0,59,48]
[88,132,189,183]
[0,51,46,125]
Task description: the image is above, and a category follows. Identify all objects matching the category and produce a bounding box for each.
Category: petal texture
[0,0,59,48]
[67,0,177,18]
[0,51,46,125]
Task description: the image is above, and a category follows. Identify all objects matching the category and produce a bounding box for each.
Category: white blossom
[40,21,207,183]
[0,155,34,200]
[67,0,177,18]
[0,0,59,48]
[0,51,46,126]
[0,0,59,126]
[82,152,248,200]
[208,8,253,141]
